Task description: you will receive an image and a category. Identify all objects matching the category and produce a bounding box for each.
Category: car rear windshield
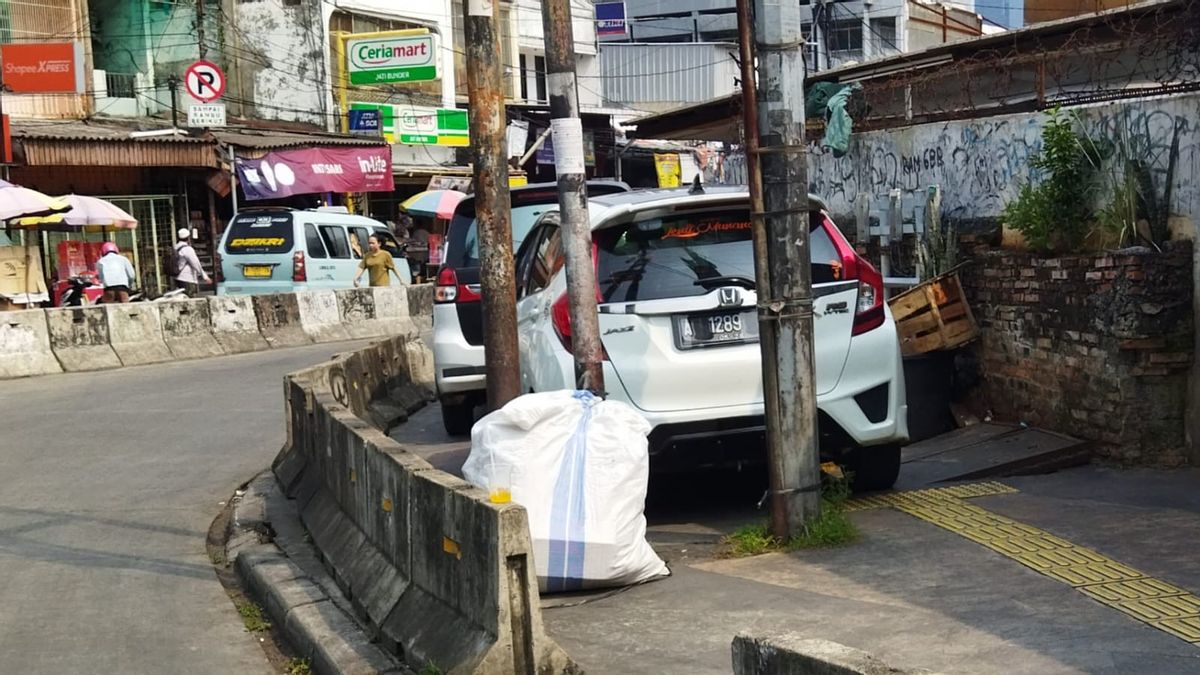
[595,208,842,304]
[445,184,628,269]
[224,213,295,255]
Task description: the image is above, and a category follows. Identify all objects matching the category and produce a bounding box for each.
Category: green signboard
[346,33,439,85]
[351,103,468,147]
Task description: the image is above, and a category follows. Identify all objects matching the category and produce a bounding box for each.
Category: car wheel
[440,397,476,436]
[842,444,902,493]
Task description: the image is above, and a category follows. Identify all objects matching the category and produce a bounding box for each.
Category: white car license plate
[674,310,759,349]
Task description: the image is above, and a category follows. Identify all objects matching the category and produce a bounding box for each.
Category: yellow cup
[489,465,513,504]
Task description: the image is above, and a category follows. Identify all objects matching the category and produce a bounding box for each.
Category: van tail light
[435,267,481,304]
[215,251,224,283]
[823,217,885,336]
[292,250,306,282]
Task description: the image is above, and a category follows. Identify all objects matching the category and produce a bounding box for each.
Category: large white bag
[463,390,670,593]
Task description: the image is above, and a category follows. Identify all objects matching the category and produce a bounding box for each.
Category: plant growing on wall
[1092,117,1181,249]
[1002,109,1105,252]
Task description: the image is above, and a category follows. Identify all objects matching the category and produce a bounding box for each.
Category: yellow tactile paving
[848,481,1200,646]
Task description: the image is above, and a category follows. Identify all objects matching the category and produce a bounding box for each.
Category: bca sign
[184,60,226,103]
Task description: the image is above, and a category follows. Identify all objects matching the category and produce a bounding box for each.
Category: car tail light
[823,217,885,335]
[551,293,574,352]
[434,267,481,304]
[215,251,224,283]
[292,250,306,282]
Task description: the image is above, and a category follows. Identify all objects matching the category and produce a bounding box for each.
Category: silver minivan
[217,208,410,295]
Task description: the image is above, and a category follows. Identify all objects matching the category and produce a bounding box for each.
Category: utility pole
[167,75,180,128]
[463,0,521,409]
[540,0,605,393]
[738,0,820,538]
[196,0,206,59]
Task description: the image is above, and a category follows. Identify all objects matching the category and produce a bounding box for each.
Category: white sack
[463,390,670,592]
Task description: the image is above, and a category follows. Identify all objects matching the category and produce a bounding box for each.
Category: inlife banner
[235,146,394,200]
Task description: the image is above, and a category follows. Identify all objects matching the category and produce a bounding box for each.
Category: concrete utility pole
[463,0,521,409]
[540,0,605,393]
[737,0,821,538]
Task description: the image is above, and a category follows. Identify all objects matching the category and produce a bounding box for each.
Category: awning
[628,93,741,142]
[14,120,218,168]
[212,128,387,151]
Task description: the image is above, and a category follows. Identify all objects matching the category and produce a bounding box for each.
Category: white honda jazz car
[511,186,909,490]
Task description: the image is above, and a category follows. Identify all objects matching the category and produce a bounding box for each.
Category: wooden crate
[888,271,978,356]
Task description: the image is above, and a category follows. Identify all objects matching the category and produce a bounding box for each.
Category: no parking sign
[184,60,226,103]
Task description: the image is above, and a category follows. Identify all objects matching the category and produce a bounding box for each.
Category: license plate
[674,310,759,349]
[242,265,272,278]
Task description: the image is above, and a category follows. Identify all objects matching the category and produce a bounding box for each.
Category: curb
[228,473,408,675]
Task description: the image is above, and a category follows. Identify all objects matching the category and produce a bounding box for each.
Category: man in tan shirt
[354,234,406,287]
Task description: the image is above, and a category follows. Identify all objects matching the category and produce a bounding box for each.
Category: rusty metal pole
[747,0,820,536]
[463,0,521,409]
[541,0,605,393]
[736,0,785,540]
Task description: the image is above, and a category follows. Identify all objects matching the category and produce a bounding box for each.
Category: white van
[216,208,411,295]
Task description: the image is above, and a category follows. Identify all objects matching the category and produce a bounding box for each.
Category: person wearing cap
[97,241,136,303]
[173,228,211,296]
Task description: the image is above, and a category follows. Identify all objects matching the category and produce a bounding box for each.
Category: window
[829,19,864,57]
[305,224,327,258]
[348,227,371,259]
[319,226,351,259]
[224,213,294,255]
[869,17,898,55]
[519,53,548,103]
[528,226,564,295]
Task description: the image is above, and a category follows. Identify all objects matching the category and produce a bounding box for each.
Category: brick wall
[959,243,1194,466]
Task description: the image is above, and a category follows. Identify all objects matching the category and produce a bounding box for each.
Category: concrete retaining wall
[271,337,574,674]
[209,296,270,354]
[0,284,434,380]
[44,307,121,372]
[732,635,927,675]
[0,309,61,378]
[105,304,173,367]
[159,299,224,360]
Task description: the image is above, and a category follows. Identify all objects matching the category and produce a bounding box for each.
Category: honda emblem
[718,287,741,308]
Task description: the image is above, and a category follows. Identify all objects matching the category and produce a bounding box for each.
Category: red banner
[235,145,394,200]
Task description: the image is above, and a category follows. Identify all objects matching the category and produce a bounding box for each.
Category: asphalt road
[0,343,367,674]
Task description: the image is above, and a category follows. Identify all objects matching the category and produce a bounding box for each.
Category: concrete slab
[209,295,270,353]
[44,306,122,372]
[160,298,224,360]
[897,423,1092,489]
[254,294,313,348]
[297,290,352,343]
[105,303,173,367]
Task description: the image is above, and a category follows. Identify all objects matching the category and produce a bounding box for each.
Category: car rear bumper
[433,303,487,397]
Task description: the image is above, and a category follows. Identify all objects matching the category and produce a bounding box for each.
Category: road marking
[848,481,1200,645]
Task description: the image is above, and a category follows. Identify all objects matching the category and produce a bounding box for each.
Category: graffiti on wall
[809,94,1200,226]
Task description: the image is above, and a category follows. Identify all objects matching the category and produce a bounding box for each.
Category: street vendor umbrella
[0,180,70,222]
[400,189,466,220]
[11,194,138,231]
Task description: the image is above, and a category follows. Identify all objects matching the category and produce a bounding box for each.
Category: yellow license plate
[242,265,272,278]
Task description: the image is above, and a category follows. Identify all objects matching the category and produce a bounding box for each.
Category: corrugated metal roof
[212,129,387,150]
[13,120,209,143]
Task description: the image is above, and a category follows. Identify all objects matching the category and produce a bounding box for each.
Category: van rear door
[223,212,295,283]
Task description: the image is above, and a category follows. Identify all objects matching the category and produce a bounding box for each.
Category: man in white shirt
[174,228,211,296]
[96,241,136,303]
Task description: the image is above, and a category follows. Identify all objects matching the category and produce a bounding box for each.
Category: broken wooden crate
[889,271,978,356]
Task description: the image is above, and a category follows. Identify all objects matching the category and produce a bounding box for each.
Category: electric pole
[541,0,605,393]
[463,0,521,409]
[196,0,206,59]
[738,0,820,538]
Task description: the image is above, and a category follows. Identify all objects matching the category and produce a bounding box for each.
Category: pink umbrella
[0,180,70,222]
[400,189,467,220]
[11,193,138,231]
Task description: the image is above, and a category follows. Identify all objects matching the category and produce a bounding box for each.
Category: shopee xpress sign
[0,42,85,94]
[347,34,439,85]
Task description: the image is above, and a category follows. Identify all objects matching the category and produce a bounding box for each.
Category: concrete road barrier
[254,293,312,349]
[334,287,381,339]
[296,291,351,343]
[272,336,575,674]
[407,284,433,331]
[106,303,173,367]
[208,296,269,354]
[373,286,418,337]
[0,309,62,378]
[159,299,224,360]
[732,635,931,675]
[45,307,122,372]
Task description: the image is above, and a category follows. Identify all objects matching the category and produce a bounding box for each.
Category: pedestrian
[353,234,406,288]
[173,228,211,295]
[96,241,136,303]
